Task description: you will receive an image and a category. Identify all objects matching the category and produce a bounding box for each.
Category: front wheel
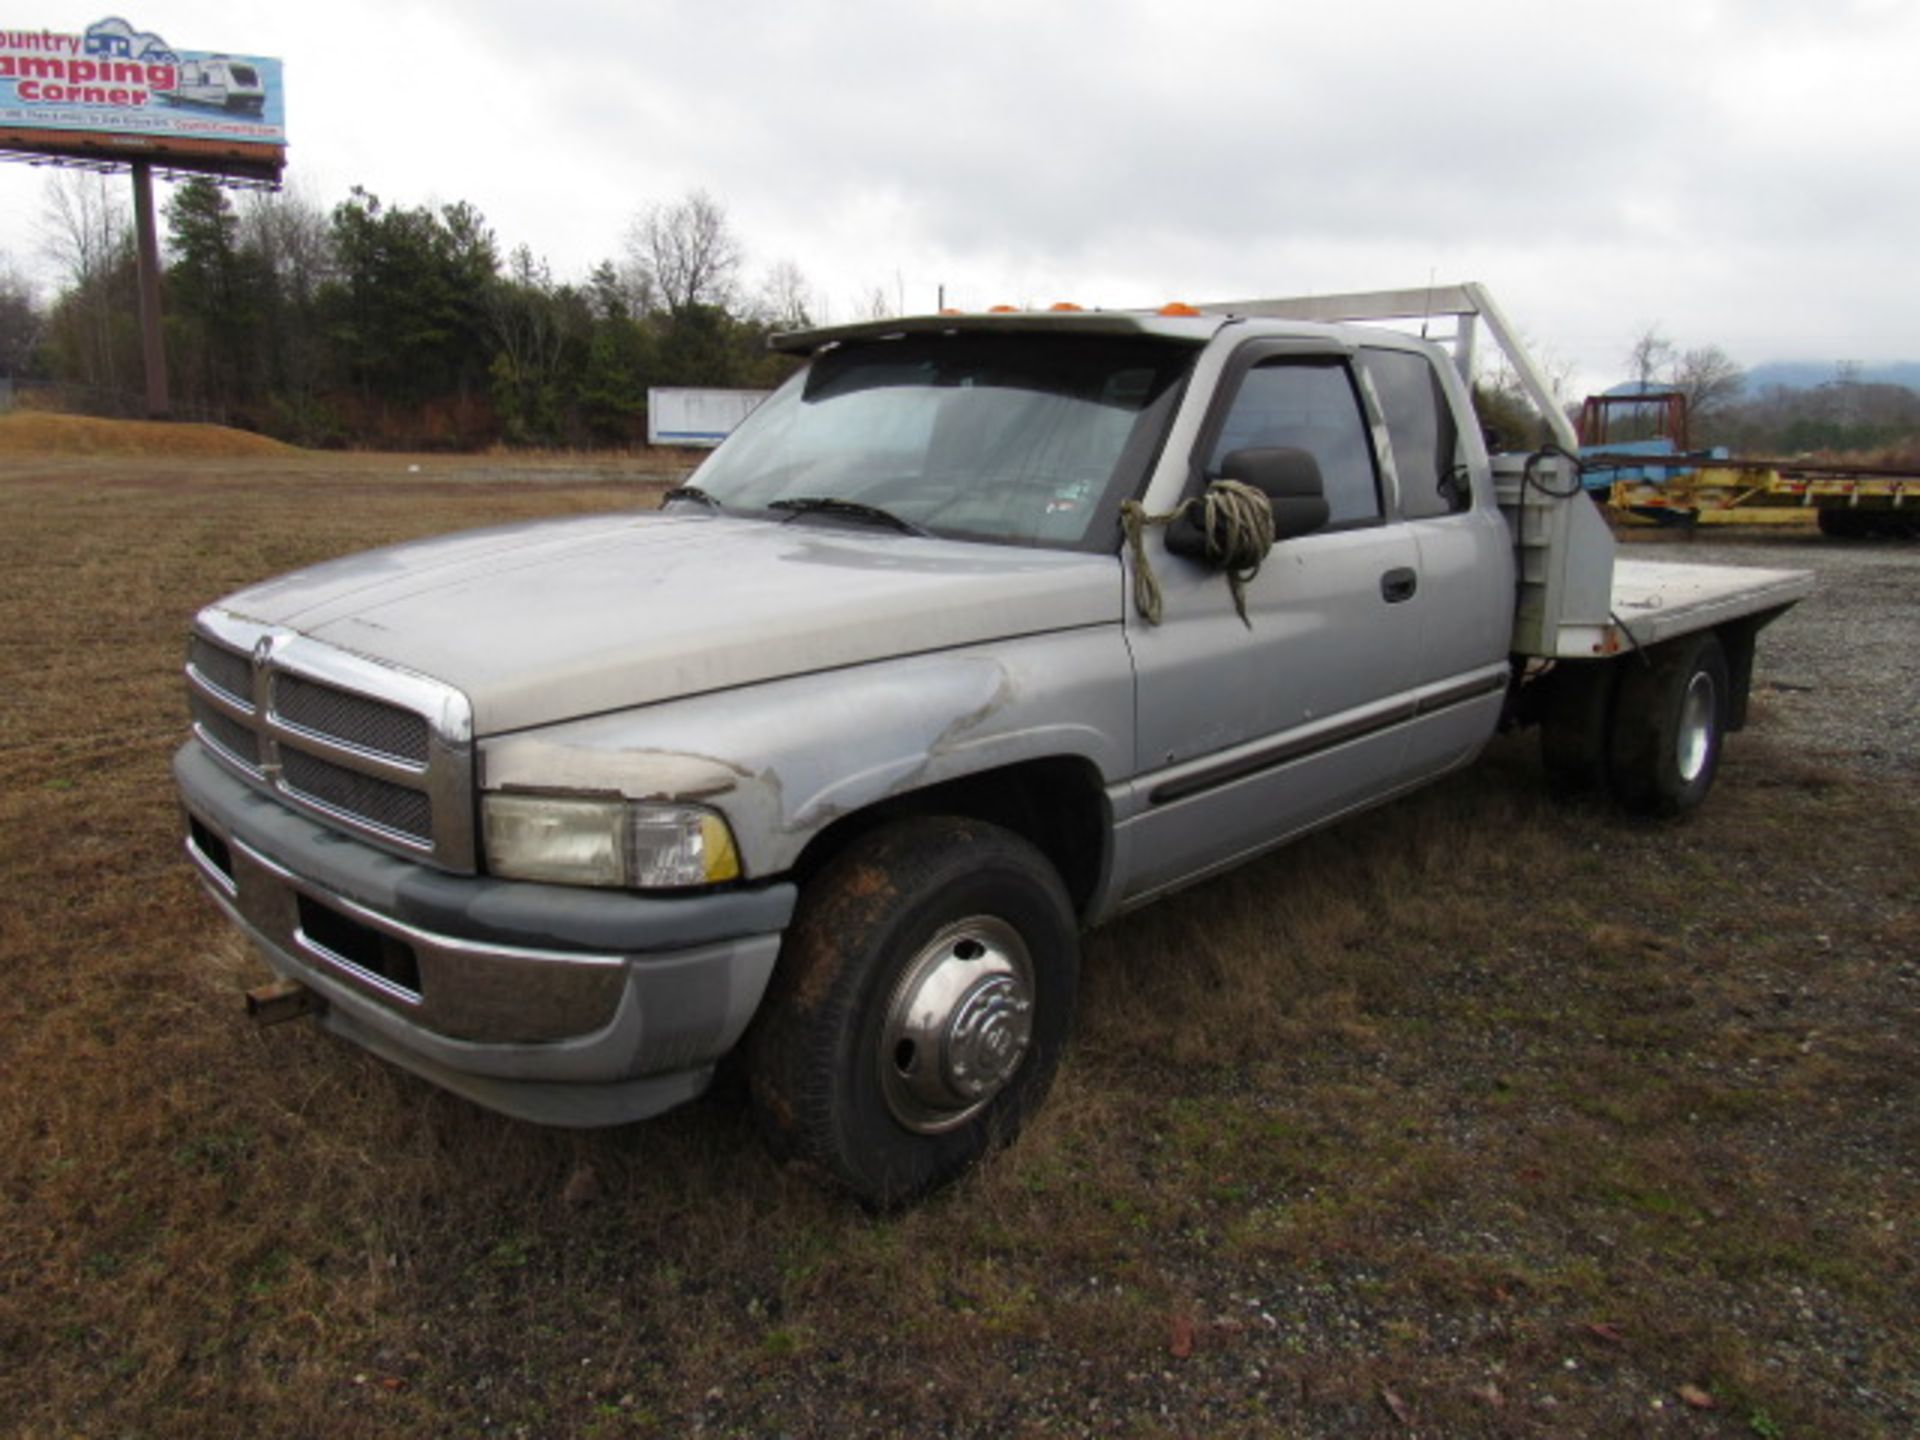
[746,816,1079,1207]
[1608,634,1729,817]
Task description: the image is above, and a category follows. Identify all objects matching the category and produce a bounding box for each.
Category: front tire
[746,816,1079,1207]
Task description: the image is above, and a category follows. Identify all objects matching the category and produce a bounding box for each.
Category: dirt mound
[0,411,297,458]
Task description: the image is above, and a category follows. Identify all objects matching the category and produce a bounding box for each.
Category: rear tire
[1817,508,1869,539]
[1873,510,1919,540]
[746,816,1079,1208]
[1607,634,1729,817]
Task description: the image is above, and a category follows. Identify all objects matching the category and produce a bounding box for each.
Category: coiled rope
[1119,479,1276,628]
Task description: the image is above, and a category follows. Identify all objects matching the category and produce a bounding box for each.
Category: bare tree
[39,171,132,390]
[1625,326,1674,390]
[237,184,335,305]
[626,190,742,315]
[39,171,126,288]
[486,246,582,442]
[755,258,815,329]
[1671,345,1745,420]
[1472,330,1576,449]
[487,247,572,374]
[585,258,652,320]
[0,257,46,378]
[230,185,338,412]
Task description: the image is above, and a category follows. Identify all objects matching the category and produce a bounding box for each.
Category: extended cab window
[1359,347,1468,519]
[1208,360,1380,529]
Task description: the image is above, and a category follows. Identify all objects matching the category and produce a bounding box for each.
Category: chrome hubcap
[1677,669,1716,783]
[879,916,1035,1134]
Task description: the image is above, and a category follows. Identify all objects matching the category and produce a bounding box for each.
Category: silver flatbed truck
[173,283,1811,1204]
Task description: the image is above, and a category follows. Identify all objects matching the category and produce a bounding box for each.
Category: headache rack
[1197,280,1581,454]
[1195,282,1809,657]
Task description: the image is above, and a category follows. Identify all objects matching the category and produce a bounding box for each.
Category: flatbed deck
[1609,559,1814,648]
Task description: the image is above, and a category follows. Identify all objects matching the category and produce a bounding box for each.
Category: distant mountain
[1745,361,1920,393]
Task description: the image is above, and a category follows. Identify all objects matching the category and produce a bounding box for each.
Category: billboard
[0,15,284,179]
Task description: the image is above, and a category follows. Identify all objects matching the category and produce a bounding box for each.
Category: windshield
[685,332,1196,550]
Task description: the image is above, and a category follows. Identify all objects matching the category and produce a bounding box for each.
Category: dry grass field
[1,441,1914,1438]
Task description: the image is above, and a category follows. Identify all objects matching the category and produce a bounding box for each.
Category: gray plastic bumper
[174,742,796,1126]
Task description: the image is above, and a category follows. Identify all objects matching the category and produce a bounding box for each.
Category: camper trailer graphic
[162,56,266,115]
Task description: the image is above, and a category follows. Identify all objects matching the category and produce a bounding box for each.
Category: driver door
[1119,350,1426,901]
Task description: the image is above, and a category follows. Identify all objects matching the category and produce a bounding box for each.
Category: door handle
[1381,567,1417,603]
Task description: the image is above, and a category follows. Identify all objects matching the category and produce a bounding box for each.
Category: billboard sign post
[129,159,166,417]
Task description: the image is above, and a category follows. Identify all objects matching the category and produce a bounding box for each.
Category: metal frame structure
[1199,281,1581,452]
[1577,389,1690,451]
[0,126,283,184]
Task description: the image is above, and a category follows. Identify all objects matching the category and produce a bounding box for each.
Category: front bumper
[174,741,796,1126]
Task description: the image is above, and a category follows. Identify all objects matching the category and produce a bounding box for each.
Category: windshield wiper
[768,496,931,537]
[661,483,725,510]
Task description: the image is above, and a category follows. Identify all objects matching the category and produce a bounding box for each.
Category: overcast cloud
[3,0,1914,393]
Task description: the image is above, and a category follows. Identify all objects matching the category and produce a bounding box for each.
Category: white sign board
[647,387,770,448]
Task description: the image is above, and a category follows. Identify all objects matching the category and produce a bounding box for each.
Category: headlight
[482,795,741,889]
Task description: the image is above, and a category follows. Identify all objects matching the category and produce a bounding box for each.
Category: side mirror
[1164,447,1329,563]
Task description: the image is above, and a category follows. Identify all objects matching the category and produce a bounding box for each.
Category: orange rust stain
[841,864,892,900]
[788,934,838,1013]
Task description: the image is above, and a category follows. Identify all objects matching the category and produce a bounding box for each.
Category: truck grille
[274,673,430,764]
[184,616,476,870]
[189,691,261,768]
[189,634,253,704]
[280,749,434,842]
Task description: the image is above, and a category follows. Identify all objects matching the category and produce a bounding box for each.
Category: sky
[3,0,1916,396]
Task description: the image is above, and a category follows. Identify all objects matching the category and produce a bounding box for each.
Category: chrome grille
[274,673,429,763]
[280,750,433,842]
[184,612,476,871]
[190,693,261,769]
[189,636,253,705]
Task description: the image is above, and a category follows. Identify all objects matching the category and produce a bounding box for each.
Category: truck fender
[477,632,1134,883]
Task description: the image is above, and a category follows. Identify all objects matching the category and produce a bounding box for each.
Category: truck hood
[217,510,1122,734]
